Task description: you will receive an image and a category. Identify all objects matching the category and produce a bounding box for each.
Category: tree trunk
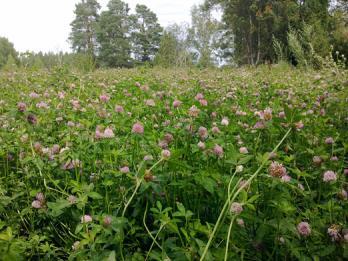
[249,15,254,65]
[256,22,261,65]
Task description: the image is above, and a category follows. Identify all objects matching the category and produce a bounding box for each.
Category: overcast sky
[0,0,203,53]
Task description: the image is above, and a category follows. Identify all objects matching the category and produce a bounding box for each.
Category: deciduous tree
[0,37,18,69]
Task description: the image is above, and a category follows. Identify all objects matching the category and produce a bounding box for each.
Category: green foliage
[0,65,347,259]
[155,29,192,68]
[206,0,334,66]
[154,32,178,68]
[0,37,18,69]
[272,35,285,63]
[287,24,326,68]
[96,0,132,68]
[288,27,307,67]
[330,7,348,66]
[69,0,101,56]
[70,53,96,72]
[188,5,220,67]
[131,4,163,63]
[2,55,18,71]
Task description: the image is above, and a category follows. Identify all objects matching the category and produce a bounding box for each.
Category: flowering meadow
[0,66,347,260]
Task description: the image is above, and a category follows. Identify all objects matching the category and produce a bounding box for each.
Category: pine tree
[96,0,132,67]
[69,0,100,56]
[131,4,163,63]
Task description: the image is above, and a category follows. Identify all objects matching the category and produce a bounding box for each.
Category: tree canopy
[0,37,18,69]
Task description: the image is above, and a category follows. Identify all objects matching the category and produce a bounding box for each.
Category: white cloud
[0,0,203,53]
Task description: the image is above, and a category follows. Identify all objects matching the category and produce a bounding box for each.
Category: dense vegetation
[0,65,347,260]
[0,0,347,70]
[0,0,347,260]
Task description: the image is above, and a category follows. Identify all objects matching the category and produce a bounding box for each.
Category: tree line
[68,0,223,68]
[69,0,348,67]
[0,0,347,70]
[205,0,347,66]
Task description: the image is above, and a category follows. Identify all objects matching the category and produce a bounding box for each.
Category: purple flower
[51,144,60,154]
[327,225,341,242]
[143,155,153,161]
[163,133,174,144]
[115,105,124,113]
[17,102,27,112]
[230,202,243,215]
[212,126,221,134]
[325,137,334,144]
[68,195,77,204]
[278,111,286,119]
[269,162,287,178]
[221,117,229,126]
[188,105,200,117]
[198,141,206,150]
[99,94,110,102]
[120,166,130,174]
[297,222,311,237]
[103,127,115,138]
[281,175,291,183]
[173,100,182,108]
[158,140,168,149]
[330,156,338,161]
[161,149,171,159]
[295,121,304,130]
[32,200,43,209]
[312,156,322,166]
[237,218,245,227]
[81,215,93,223]
[103,216,112,226]
[27,114,37,125]
[195,93,204,100]
[199,99,208,106]
[263,107,272,121]
[198,127,208,140]
[253,121,265,129]
[239,147,248,154]
[132,122,144,134]
[36,101,49,109]
[29,92,40,98]
[213,144,224,157]
[36,192,45,202]
[323,171,337,183]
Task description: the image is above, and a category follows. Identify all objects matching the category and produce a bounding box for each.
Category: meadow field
[0,65,347,260]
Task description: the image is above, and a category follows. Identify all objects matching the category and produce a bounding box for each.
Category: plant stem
[200,128,291,261]
[224,215,237,261]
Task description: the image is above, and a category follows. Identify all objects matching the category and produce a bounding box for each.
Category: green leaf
[0,227,13,241]
[87,192,103,200]
[194,176,216,194]
[238,155,253,164]
[105,251,116,261]
[47,199,71,217]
